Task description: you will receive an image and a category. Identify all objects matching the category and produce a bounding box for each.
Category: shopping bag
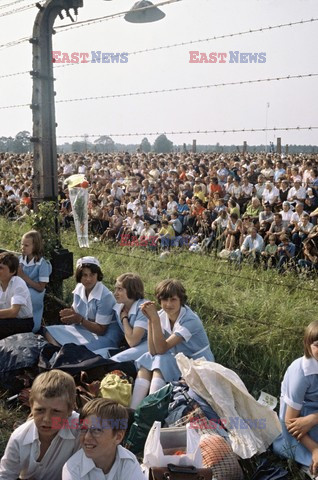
[143,421,202,468]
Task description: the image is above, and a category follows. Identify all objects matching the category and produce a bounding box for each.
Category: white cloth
[0,276,33,318]
[176,353,281,459]
[0,412,80,480]
[62,445,146,480]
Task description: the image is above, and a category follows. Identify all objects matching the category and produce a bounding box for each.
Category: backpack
[125,383,174,456]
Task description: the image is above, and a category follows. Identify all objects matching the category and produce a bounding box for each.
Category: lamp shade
[124,0,165,23]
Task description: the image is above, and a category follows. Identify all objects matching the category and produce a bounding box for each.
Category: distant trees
[140,137,151,153]
[0,130,317,154]
[153,134,173,153]
[0,131,31,153]
[94,135,115,153]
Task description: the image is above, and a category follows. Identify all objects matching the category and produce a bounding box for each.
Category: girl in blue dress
[45,257,122,353]
[273,321,318,477]
[18,230,52,333]
[109,273,149,362]
[130,279,214,409]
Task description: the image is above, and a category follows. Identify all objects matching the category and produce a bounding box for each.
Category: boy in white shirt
[63,399,145,480]
[0,370,80,480]
[0,252,33,339]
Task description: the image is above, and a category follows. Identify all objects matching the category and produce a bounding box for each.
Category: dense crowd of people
[0,150,318,273]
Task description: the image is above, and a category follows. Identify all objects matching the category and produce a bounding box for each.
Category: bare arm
[141,302,183,354]
[285,406,318,474]
[60,308,107,335]
[0,305,21,319]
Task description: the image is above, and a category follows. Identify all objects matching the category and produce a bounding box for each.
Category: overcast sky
[0,0,317,146]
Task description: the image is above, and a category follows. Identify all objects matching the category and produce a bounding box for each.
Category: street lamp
[30,0,165,285]
[125,1,165,23]
[31,0,165,206]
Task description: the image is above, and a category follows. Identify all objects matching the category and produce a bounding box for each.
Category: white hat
[76,256,100,268]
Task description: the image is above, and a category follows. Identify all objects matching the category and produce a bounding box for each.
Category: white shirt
[262,186,279,204]
[63,164,74,175]
[0,413,80,480]
[241,234,265,253]
[0,276,33,318]
[131,220,144,236]
[287,186,306,201]
[62,445,146,480]
[140,227,156,239]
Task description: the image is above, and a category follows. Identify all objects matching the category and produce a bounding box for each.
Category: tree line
[1,131,317,154]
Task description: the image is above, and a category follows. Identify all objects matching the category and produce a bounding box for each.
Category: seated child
[0,252,33,339]
[273,321,318,477]
[18,230,52,333]
[0,369,80,480]
[62,398,146,480]
[261,234,278,268]
[130,279,214,409]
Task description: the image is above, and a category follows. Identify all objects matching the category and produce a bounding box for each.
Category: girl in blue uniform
[130,279,214,409]
[273,321,318,477]
[109,273,149,362]
[45,257,122,353]
[18,230,52,333]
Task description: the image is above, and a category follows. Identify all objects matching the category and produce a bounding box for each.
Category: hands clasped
[60,308,82,325]
[140,301,159,321]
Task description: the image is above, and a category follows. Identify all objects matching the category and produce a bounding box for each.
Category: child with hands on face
[130,279,214,409]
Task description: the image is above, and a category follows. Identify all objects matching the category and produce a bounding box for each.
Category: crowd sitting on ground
[1,150,318,274]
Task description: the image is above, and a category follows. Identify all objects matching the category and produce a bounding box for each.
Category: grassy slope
[1,218,316,397]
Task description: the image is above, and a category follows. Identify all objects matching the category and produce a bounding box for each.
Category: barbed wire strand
[0,12,316,53]
[0,1,43,18]
[55,74,318,105]
[54,0,182,32]
[0,0,179,51]
[2,235,301,324]
[0,0,30,11]
[54,126,318,139]
[0,73,317,110]
[60,239,318,294]
[1,226,316,294]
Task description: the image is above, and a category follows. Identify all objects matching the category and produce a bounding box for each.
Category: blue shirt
[113,298,148,342]
[72,282,115,325]
[278,242,296,257]
[159,305,214,361]
[19,256,52,283]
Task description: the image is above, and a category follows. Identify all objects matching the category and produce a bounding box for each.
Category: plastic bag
[143,421,202,468]
[176,353,281,459]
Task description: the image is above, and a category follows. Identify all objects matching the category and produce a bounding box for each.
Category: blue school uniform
[273,356,318,467]
[46,282,122,352]
[110,299,149,362]
[19,256,52,333]
[136,305,214,382]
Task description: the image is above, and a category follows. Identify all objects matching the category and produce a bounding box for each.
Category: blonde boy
[0,370,80,480]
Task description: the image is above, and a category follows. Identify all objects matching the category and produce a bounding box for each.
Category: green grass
[1,217,316,397]
[0,218,317,477]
